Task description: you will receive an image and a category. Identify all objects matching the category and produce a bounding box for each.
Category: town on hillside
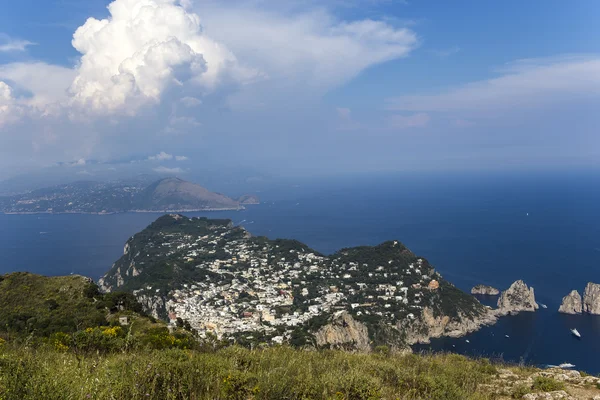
[100,215,483,347]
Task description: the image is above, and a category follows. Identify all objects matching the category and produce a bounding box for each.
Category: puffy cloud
[175,155,188,161]
[387,113,430,129]
[153,165,184,174]
[148,151,173,161]
[387,55,600,113]
[67,0,253,114]
[0,81,12,102]
[0,0,421,173]
[0,81,19,127]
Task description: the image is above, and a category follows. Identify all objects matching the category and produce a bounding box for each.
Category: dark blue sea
[1,170,599,373]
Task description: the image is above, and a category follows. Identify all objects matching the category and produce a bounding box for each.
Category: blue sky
[0,0,599,180]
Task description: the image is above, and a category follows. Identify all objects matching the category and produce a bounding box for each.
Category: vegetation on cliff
[0,272,197,352]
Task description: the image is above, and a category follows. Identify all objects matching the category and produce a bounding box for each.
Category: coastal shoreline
[1,207,246,216]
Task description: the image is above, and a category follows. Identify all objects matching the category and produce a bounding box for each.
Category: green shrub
[511,383,531,398]
[532,376,565,392]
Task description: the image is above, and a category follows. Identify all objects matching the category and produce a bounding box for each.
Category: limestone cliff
[558,290,583,314]
[133,291,168,320]
[402,307,498,345]
[583,282,600,315]
[315,311,370,351]
[471,285,500,295]
[497,280,538,315]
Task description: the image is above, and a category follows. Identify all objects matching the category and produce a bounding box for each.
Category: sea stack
[471,285,500,296]
[558,290,583,314]
[497,280,538,315]
[583,282,600,315]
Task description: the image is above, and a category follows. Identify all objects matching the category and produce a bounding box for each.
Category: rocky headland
[471,284,500,295]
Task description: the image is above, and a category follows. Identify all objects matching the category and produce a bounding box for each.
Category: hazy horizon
[1,0,599,182]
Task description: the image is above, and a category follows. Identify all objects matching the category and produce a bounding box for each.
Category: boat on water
[559,363,576,369]
[540,303,547,309]
[465,339,470,343]
[571,328,581,338]
[505,335,510,338]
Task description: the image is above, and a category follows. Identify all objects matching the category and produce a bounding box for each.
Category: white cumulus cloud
[67,0,252,115]
[0,81,19,127]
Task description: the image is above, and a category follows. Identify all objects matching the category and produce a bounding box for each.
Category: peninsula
[0,177,258,214]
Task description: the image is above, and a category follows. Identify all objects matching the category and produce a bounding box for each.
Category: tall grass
[0,345,500,400]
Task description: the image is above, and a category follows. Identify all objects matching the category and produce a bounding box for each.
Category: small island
[471,285,500,296]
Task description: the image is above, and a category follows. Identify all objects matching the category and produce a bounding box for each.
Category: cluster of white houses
[132,223,442,343]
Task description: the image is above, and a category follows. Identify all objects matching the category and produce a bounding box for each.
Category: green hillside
[0,272,196,352]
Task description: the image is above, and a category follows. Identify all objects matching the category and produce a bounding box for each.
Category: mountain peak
[137,178,241,211]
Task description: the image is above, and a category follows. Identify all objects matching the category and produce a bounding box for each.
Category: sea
[1,169,599,373]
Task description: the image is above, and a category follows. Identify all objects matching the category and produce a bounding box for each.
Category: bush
[532,376,565,392]
[511,384,531,398]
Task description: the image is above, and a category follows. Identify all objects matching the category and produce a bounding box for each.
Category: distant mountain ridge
[134,177,242,211]
[0,177,258,214]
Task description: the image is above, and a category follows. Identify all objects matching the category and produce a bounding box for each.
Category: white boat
[570,328,581,338]
[540,303,547,309]
[559,363,576,369]
[465,339,470,343]
[505,335,510,338]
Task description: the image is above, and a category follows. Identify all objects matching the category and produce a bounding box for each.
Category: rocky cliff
[315,311,371,351]
[134,291,168,320]
[471,285,500,295]
[583,282,600,315]
[402,307,498,344]
[497,280,538,315]
[558,290,583,314]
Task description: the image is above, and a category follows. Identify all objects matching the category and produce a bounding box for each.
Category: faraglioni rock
[471,285,500,295]
[497,280,538,315]
[558,290,583,314]
[583,282,600,315]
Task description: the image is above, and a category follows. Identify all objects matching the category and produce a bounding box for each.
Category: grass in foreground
[0,345,500,400]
